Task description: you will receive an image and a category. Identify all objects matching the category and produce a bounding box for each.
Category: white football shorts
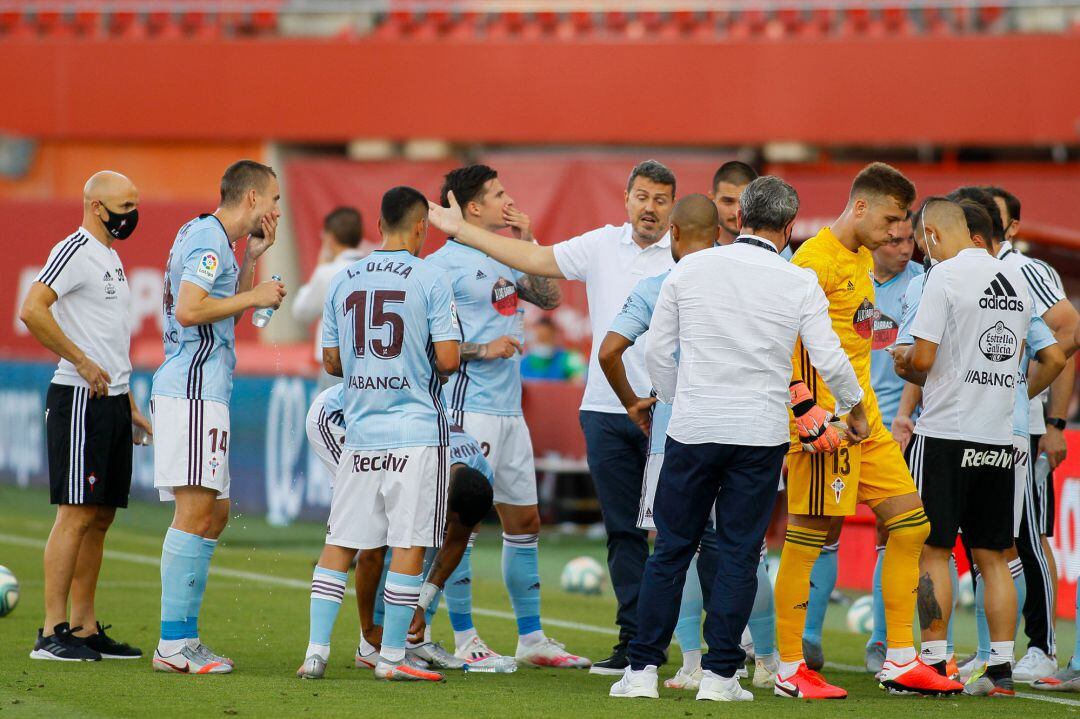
[152,395,231,500]
[459,412,536,506]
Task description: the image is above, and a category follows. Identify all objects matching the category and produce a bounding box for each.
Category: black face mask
[99,204,138,240]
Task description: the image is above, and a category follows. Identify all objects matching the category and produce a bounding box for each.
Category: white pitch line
[3,530,1077,706]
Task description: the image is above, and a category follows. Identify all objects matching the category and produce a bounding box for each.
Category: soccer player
[426,161,677,674]
[299,385,495,678]
[858,216,924,673]
[318,185,460,682]
[426,165,588,669]
[892,198,1032,697]
[21,171,149,661]
[708,161,758,245]
[774,163,957,698]
[151,160,286,674]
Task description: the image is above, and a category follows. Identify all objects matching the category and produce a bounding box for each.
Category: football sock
[881,508,930,649]
[775,526,827,662]
[184,537,217,640]
[779,660,803,678]
[424,588,441,626]
[503,533,543,642]
[803,541,838,645]
[920,639,948,665]
[307,566,347,660]
[674,554,703,654]
[160,527,202,649]
[445,545,476,642]
[989,641,1014,667]
[682,649,702,673]
[1009,557,1026,634]
[947,554,958,658]
[381,571,422,663]
[868,545,887,647]
[748,554,776,657]
[886,646,917,664]
[975,574,990,662]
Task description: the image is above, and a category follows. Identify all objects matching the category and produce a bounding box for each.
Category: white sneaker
[696,670,753,701]
[515,637,591,669]
[152,645,232,674]
[408,642,466,670]
[753,653,779,689]
[958,653,984,682]
[455,635,501,664]
[1014,647,1058,683]
[296,654,327,679]
[609,665,659,699]
[736,664,749,679]
[355,644,378,669]
[664,666,702,690]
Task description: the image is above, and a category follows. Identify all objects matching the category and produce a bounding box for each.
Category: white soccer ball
[0,565,19,618]
[561,556,605,596]
[846,594,874,634]
[957,571,975,608]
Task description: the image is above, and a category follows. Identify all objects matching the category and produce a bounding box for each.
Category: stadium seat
[250,10,278,35]
[881,7,916,36]
[33,10,66,37]
[373,10,416,39]
[486,11,525,40]
[799,8,835,37]
[521,11,558,41]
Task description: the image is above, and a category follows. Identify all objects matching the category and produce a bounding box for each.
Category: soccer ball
[846,594,874,633]
[560,556,605,596]
[0,566,19,617]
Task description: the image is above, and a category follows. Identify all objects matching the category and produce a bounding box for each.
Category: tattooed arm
[461,337,521,361]
[516,274,561,310]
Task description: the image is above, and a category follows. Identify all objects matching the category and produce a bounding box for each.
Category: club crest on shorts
[209,455,221,477]
[831,476,846,504]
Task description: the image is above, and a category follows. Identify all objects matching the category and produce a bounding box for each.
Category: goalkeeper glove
[790,381,842,454]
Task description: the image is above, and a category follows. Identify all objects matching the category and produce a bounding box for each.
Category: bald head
[670,194,719,261]
[83,171,139,241]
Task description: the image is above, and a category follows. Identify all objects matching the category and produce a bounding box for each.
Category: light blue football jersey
[322,250,459,451]
[896,271,926,347]
[609,271,672,456]
[152,215,240,405]
[426,241,524,418]
[449,424,494,485]
[1014,315,1056,438]
[318,383,346,428]
[870,262,924,429]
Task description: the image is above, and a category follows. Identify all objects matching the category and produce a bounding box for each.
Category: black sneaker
[83,622,142,659]
[30,623,102,661]
[589,641,629,676]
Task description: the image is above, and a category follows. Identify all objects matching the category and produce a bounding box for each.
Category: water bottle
[513,306,526,348]
[1034,451,1051,492]
[132,424,153,446]
[252,274,283,328]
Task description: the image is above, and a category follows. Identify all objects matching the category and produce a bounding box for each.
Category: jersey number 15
[345,290,406,360]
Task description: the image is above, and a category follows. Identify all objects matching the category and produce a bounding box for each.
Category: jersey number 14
[345,290,406,359]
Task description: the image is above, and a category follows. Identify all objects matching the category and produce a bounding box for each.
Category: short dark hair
[983,185,1021,223]
[711,161,758,192]
[627,159,676,197]
[380,186,428,232]
[946,186,1004,244]
[219,160,276,206]
[957,199,994,244]
[323,206,362,248]
[849,162,916,210]
[448,464,493,527]
[441,165,499,215]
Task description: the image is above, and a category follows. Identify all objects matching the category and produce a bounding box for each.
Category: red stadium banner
[1049,432,1080,620]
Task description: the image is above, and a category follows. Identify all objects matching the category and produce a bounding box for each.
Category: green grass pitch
[0,485,1076,717]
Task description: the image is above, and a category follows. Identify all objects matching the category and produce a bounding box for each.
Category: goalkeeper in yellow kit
[772,163,962,699]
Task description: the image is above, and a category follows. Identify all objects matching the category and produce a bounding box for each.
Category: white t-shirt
[911,248,1031,445]
[996,242,1067,436]
[552,223,675,413]
[34,228,133,395]
[292,247,371,362]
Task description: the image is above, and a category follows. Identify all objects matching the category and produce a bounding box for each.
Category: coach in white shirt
[611,180,868,702]
[427,160,676,671]
[291,206,369,387]
[19,171,151,661]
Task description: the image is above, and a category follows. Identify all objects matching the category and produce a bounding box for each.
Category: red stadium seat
[604,11,628,36]
[729,9,767,40]
[250,11,278,35]
[839,7,872,36]
[33,10,65,36]
[373,10,416,39]
[799,8,834,37]
[978,5,1005,31]
[72,11,101,38]
[486,11,525,40]
[108,10,143,38]
[522,11,558,41]
[692,11,720,40]
[881,7,916,36]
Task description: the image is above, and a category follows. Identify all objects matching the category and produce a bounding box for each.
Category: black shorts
[46,384,132,508]
[905,434,1013,551]
[1030,434,1056,537]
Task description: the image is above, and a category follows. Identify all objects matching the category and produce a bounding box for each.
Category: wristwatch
[1047,417,1067,431]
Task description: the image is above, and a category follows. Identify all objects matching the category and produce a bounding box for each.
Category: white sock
[886,646,916,665]
[406,638,423,650]
[424,626,433,644]
[306,642,330,661]
[454,627,478,649]
[682,649,702,672]
[382,646,406,663]
[989,641,1014,667]
[518,629,546,647]
[185,637,201,650]
[359,637,378,656]
[920,640,948,665]
[779,659,802,678]
[157,638,187,656]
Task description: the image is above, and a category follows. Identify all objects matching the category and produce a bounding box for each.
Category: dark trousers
[628,437,786,676]
[580,410,650,643]
[1018,434,1057,654]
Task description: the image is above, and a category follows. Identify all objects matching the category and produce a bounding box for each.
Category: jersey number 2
[345,290,406,359]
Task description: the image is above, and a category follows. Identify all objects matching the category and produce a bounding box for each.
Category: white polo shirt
[552,223,675,413]
[34,227,133,395]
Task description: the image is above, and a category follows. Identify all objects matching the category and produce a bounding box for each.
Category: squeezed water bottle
[252,274,283,328]
[1034,451,1051,492]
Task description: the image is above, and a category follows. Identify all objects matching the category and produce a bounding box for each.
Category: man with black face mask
[19,170,151,661]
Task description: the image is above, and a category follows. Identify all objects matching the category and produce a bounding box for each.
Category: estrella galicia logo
[979,321,1018,362]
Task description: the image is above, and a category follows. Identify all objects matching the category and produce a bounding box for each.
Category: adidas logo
[846,280,855,291]
[103,271,114,281]
[528,582,541,591]
[980,272,1024,311]
[476,269,488,280]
